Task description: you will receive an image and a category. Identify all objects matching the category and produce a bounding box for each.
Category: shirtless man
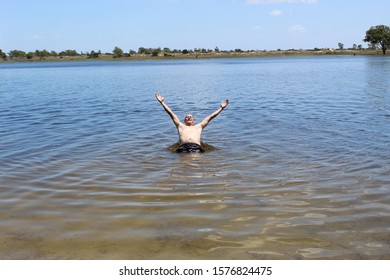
[155,92,229,153]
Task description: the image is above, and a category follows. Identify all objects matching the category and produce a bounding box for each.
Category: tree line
[1,25,389,60]
[0,46,243,60]
[0,49,81,59]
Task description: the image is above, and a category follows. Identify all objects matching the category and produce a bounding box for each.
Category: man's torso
[178,124,202,145]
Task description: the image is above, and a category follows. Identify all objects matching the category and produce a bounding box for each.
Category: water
[0,56,389,259]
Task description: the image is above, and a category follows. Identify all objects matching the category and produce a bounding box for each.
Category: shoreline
[1,49,388,64]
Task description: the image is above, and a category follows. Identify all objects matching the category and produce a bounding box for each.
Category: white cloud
[289,24,307,33]
[247,0,317,4]
[32,35,45,39]
[270,9,283,16]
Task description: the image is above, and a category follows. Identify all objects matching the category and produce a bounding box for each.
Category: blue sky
[1,0,389,53]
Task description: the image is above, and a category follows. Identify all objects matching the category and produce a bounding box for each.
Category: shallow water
[0,57,389,259]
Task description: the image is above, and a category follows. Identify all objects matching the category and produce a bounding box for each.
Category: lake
[0,56,389,259]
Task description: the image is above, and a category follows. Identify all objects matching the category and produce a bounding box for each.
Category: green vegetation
[8,50,27,59]
[87,50,100,59]
[1,25,389,62]
[364,25,390,55]
[112,47,124,58]
[2,46,386,63]
[0,50,6,60]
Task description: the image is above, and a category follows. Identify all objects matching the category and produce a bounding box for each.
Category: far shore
[1,49,388,63]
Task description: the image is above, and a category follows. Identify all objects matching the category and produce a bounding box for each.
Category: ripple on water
[1,57,389,259]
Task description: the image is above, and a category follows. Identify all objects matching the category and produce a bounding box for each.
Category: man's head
[184,114,195,126]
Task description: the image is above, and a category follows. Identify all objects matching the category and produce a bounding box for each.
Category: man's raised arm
[155,93,181,127]
[199,99,229,129]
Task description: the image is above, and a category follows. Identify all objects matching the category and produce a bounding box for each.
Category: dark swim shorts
[176,143,204,153]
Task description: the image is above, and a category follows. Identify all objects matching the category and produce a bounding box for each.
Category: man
[155,92,229,153]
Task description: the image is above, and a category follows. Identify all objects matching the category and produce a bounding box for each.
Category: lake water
[0,56,389,259]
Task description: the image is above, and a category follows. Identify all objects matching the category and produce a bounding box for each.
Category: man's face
[184,114,195,126]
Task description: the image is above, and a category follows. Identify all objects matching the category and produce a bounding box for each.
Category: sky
[1,0,390,53]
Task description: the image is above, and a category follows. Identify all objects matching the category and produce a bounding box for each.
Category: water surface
[0,56,389,259]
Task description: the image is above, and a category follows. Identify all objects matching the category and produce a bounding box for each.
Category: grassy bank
[1,49,388,63]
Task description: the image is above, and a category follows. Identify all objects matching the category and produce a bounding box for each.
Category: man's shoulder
[193,124,204,130]
[177,122,186,128]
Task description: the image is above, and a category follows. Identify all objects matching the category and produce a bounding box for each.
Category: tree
[113,46,124,58]
[87,50,99,58]
[58,50,79,56]
[338,42,344,50]
[364,25,390,55]
[138,47,152,55]
[0,49,6,59]
[151,48,160,57]
[8,50,26,58]
[35,49,50,59]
